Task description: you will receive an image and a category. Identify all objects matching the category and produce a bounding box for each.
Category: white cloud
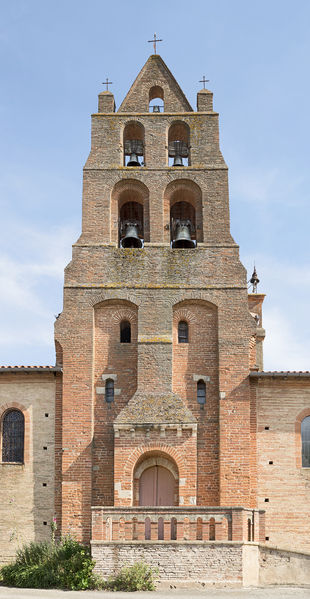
[243,253,310,371]
[0,222,77,363]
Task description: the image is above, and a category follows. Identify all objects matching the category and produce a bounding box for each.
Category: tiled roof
[0,365,62,372]
[250,371,310,378]
[115,391,196,425]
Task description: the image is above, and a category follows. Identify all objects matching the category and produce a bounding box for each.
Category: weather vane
[102,78,113,91]
[249,265,260,293]
[148,33,163,54]
[199,76,210,89]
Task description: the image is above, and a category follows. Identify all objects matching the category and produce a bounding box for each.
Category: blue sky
[0,0,309,369]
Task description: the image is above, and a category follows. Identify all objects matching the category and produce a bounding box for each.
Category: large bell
[153,105,161,113]
[172,220,196,249]
[173,154,183,167]
[127,153,141,167]
[120,222,143,248]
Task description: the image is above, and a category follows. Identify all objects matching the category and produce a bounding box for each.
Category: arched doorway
[139,465,176,506]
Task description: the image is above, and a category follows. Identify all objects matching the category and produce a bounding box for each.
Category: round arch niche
[164,179,203,244]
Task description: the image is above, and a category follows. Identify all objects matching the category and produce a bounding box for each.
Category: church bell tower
[55,54,260,541]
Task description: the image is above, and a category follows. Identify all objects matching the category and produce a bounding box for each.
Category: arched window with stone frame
[197,380,206,407]
[2,409,24,463]
[105,379,114,404]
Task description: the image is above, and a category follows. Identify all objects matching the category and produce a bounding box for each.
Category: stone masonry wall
[255,377,310,552]
[0,373,55,563]
[91,541,244,586]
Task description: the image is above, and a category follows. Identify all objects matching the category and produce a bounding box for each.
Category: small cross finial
[102,78,113,91]
[148,33,163,54]
[199,76,210,89]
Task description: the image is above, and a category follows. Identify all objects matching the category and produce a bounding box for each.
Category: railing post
[202,519,210,540]
[215,516,228,541]
[92,508,103,541]
[183,517,190,540]
[137,519,145,540]
[259,510,266,543]
[164,519,171,540]
[231,509,244,541]
[189,519,197,541]
[150,519,158,540]
[112,518,119,541]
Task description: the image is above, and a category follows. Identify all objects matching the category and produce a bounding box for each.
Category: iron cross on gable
[148,33,163,54]
[102,78,113,91]
[199,76,210,89]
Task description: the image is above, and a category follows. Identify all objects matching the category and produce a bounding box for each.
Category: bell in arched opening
[120,220,143,248]
[124,139,143,167]
[168,140,189,167]
[171,219,196,249]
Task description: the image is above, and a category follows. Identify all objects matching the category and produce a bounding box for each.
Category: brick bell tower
[55,55,261,543]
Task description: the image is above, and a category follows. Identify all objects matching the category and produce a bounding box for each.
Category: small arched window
[120,320,131,343]
[301,416,310,467]
[197,380,206,406]
[2,409,24,463]
[178,320,188,343]
[105,379,114,404]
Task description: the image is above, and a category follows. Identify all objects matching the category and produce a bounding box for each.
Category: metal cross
[102,78,113,91]
[199,76,210,89]
[148,33,163,54]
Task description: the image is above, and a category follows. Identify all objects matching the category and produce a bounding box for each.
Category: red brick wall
[93,301,138,505]
[172,301,219,504]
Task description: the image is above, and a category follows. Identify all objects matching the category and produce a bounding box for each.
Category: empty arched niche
[123,121,145,167]
[164,179,203,245]
[111,180,150,245]
[168,121,190,167]
[149,85,164,113]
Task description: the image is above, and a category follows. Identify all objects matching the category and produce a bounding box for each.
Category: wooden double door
[139,465,175,506]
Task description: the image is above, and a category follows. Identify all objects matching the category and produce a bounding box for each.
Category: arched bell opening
[123,121,145,167]
[119,201,144,248]
[168,121,190,167]
[149,85,164,113]
[164,180,203,245]
[170,201,196,248]
[133,453,179,506]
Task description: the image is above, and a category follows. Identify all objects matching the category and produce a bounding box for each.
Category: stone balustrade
[92,506,265,543]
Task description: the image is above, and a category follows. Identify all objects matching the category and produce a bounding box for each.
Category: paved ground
[0,586,310,599]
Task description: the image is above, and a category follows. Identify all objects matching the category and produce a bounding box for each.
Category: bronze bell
[120,222,143,248]
[127,153,141,167]
[172,220,196,249]
[173,154,183,167]
[153,105,161,113]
